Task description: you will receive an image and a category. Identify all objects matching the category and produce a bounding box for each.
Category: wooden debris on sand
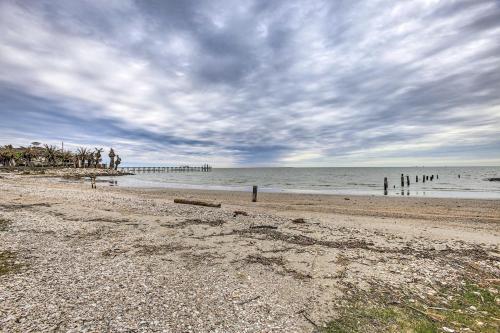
[173,198,221,208]
[233,210,249,217]
[249,225,278,230]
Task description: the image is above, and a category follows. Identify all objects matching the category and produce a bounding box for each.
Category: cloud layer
[1,0,499,166]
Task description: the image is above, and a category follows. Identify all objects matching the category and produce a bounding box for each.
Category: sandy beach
[1,173,499,332]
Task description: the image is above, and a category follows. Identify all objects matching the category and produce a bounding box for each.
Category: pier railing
[119,165,212,173]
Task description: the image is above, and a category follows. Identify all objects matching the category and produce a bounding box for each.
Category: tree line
[0,142,120,169]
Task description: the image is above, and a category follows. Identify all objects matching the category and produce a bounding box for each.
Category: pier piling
[120,165,211,173]
[401,174,404,187]
[384,177,388,195]
[252,185,258,202]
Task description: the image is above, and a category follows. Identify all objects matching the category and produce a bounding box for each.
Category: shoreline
[108,183,500,200]
[113,182,500,200]
[3,165,500,199]
[96,166,500,199]
[5,174,500,225]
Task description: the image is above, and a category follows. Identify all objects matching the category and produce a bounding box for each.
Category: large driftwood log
[249,225,278,229]
[173,198,221,208]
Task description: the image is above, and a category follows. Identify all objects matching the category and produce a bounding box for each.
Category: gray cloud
[1,0,499,166]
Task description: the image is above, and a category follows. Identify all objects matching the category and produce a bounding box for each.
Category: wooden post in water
[401,174,404,187]
[436,174,439,180]
[431,175,434,181]
[384,177,388,195]
[406,175,410,186]
[423,175,426,183]
[252,185,258,202]
[416,175,418,182]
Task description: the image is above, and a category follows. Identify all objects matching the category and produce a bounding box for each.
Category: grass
[1,219,23,276]
[436,282,500,333]
[0,251,22,276]
[0,218,11,231]
[322,281,499,333]
[323,301,438,333]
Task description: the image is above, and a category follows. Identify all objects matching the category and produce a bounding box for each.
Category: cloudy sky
[1,0,499,166]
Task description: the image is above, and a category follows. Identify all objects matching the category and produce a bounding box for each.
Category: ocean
[102,166,500,199]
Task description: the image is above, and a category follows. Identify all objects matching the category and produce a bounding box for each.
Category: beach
[1,173,499,332]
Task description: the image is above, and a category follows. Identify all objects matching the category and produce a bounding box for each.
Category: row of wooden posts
[383,173,442,195]
[255,173,464,200]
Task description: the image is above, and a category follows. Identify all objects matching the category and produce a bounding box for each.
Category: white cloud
[0,0,499,166]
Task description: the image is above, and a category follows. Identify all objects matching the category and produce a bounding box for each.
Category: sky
[1,0,500,167]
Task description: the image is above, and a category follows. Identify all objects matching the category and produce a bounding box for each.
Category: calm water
[101,167,500,199]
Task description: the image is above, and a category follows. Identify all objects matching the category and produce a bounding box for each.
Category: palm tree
[21,146,34,166]
[86,151,94,168]
[76,147,88,168]
[0,146,9,166]
[57,150,73,167]
[43,145,58,166]
[94,148,103,168]
[0,145,15,166]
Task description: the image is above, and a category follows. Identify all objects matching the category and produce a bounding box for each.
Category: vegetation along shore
[0,143,130,178]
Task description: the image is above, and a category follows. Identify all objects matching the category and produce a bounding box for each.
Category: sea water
[101,166,500,199]
[97,167,500,199]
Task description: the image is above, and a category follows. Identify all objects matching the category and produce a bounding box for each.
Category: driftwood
[233,210,249,217]
[249,225,278,229]
[297,310,319,329]
[292,218,306,224]
[237,295,261,305]
[173,198,221,208]
[486,178,500,181]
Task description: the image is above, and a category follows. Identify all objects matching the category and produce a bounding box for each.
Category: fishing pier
[119,165,212,173]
